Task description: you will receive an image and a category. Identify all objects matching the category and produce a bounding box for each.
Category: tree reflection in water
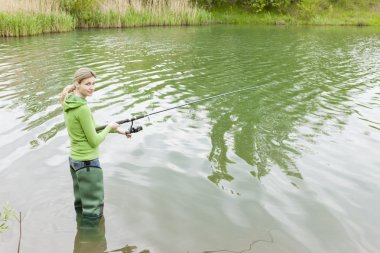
[205,75,355,189]
[205,84,304,190]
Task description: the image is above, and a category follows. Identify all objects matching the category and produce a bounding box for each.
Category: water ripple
[1,25,380,253]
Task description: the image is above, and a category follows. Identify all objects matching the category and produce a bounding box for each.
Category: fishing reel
[125,120,143,134]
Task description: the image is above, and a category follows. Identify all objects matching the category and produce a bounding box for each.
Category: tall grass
[0,0,75,37]
[0,0,211,36]
[0,0,59,13]
[0,12,75,37]
[0,0,379,37]
[76,0,212,28]
[78,9,211,28]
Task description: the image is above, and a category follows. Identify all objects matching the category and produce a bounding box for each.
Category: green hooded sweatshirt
[64,95,112,161]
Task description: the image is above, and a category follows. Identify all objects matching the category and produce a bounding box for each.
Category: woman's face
[77,76,96,98]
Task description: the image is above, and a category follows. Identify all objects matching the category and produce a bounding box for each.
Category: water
[0,25,380,253]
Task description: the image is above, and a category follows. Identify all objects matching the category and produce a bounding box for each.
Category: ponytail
[59,83,76,104]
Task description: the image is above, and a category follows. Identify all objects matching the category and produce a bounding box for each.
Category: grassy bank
[0,0,212,37]
[76,9,211,28]
[0,0,379,37]
[76,0,212,27]
[0,0,75,37]
[76,7,211,28]
[210,0,380,26]
[0,12,75,37]
[211,8,380,26]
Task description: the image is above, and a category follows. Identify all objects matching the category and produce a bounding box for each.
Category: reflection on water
[106,245,150,253]
[74,217,107,253]
[1,26,376,184]
[1,25,380,253]
[74,217,150,253]
[183,28,380,189]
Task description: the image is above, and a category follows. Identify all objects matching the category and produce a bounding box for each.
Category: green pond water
[0,25,380,253]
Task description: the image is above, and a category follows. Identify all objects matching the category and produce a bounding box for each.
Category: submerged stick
[17,212,22,253]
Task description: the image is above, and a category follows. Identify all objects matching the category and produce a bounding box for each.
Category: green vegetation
[0,12,75,37]
[0,0,379,37]
[202,0,380,25]
[210,4,380,26]
[72,8,211,28]
[211,9,295,25]
[0,0,211,37]
[64,0,212,28]
[0,203,15,233]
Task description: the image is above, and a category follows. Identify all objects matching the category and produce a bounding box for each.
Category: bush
[246,0,294,12]
[59,0,104,16]
[192,0,297,13]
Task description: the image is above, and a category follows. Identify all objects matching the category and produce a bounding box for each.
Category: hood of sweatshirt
[63,95,87,112]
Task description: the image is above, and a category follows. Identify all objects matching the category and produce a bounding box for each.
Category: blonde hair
[59,67,97,104]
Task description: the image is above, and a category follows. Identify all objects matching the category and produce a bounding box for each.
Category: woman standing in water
[60,67,129,228]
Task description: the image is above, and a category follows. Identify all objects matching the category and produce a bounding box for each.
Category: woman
[60,67,128,228]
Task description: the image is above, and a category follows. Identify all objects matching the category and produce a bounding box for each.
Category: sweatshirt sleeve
[95,121,117,134]
[77,105,112,148]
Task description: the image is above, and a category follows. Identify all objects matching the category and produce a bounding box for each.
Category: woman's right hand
[115,128,132,139]
[107,122,120,130]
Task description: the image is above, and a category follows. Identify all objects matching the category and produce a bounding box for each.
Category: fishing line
[203,230,274,253]
[96,85,258,131]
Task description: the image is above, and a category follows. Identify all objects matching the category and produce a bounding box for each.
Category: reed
[0,0,75,37]
[99,0,199,13]
[1,0,379,37]
[0,0,59,13]
[0,0,211,36]
[76,0,212,27]
[0,12,75,37]
[77,8,211,28]
[77,10,210,28]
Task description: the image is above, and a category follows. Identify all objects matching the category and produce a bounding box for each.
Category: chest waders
[69,157,104,229]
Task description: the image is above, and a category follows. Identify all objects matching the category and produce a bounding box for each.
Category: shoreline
[1,9,379,37]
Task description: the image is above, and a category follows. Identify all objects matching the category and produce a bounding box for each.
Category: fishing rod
[95,86,258,132]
